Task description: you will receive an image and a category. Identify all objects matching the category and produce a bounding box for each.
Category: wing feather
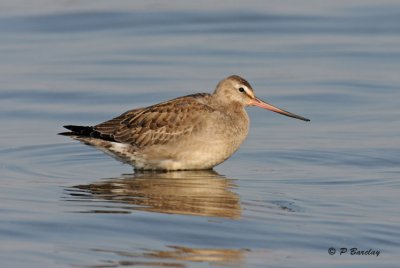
[93,93,214,148]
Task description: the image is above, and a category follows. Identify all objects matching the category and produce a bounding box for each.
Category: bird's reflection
[89,246,247,267]
[66,170,241,219]
[146,246,246,263]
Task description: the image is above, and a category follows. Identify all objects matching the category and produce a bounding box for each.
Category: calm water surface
[1,1,399,267]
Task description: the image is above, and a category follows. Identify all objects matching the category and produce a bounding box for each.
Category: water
[1,1,400,267]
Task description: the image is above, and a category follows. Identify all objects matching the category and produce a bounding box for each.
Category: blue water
[1,1,399,267]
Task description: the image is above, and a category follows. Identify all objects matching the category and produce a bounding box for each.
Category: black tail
[60,125,94,136]
[60,125,116,142]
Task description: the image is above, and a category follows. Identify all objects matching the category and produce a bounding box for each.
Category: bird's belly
[133,138,243,170]
[176,142,237,169]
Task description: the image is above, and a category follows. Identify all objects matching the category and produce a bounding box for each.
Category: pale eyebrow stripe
[243,86,255,98]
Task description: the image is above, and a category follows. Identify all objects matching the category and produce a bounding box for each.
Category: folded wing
[94,93,215,148]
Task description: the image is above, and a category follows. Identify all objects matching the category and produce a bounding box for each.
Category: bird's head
[214,75,310,121]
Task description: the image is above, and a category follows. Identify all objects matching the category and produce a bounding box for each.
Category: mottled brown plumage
[62,75,309,170]
[94,93,214,148]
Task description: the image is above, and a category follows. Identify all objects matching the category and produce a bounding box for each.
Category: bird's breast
[204,107,250,155]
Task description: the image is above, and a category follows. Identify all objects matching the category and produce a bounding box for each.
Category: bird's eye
[238,87,245,93]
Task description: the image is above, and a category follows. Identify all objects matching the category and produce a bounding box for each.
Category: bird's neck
[217,100,249,125]
[209,95,249,124]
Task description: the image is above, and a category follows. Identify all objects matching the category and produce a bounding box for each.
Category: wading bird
[61,75,309,170]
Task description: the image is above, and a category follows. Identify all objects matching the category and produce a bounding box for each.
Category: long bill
[250,97,310,122]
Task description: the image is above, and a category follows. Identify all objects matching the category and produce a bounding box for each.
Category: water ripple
[2,9,400,35]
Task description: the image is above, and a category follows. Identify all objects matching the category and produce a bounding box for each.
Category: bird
[61,75,309,171]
